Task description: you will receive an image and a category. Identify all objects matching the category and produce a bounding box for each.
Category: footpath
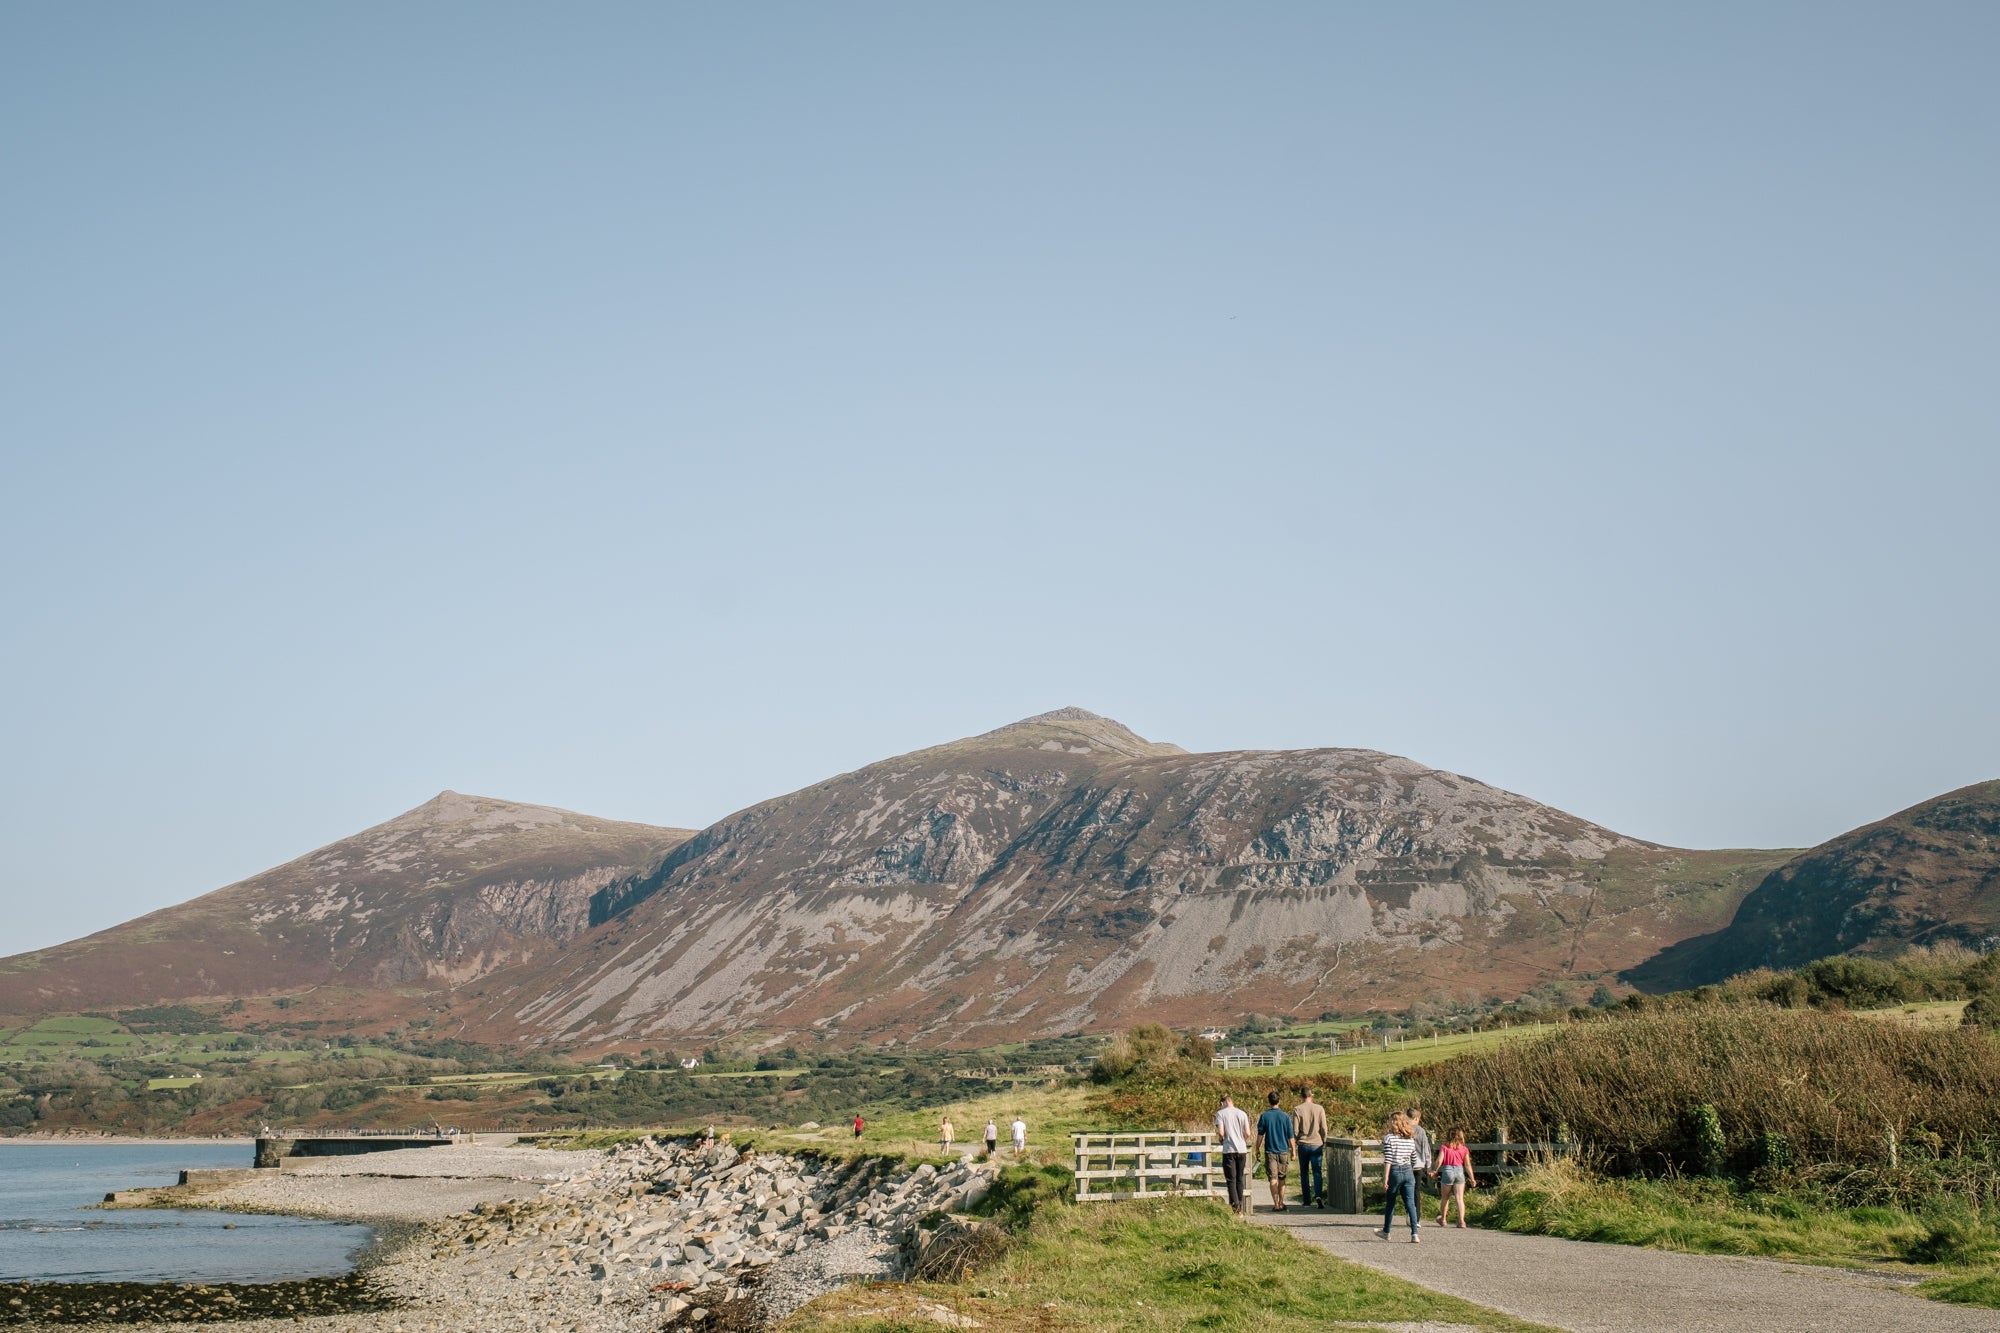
[1253,1208,2000,1333]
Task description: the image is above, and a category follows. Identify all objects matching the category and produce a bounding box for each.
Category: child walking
[1436,1129,1476,1228]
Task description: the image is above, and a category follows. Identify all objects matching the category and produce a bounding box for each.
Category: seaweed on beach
[0,1273,395,1324]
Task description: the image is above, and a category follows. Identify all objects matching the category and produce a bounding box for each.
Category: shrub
[1100,1067,1404,1136]
[1406,1006,2000,1177]
[1691,1104,1726,1177]
[1963,994,2000,1029]
[1757,1130,1795,1175]
[1089,1025,1211,1085]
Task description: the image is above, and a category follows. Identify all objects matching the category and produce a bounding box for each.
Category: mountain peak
[387,790,571,834]
[965,707,1185,759]
[1018,706,1106,725]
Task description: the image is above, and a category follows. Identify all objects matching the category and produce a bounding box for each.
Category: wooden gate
[1072,1132,1225,1203]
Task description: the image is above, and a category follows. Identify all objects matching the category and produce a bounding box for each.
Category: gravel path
[1255,1208,2000,1333]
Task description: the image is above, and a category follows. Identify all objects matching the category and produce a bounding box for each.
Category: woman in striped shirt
[1376,1111,1421,1241]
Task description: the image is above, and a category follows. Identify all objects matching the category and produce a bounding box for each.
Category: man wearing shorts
[1255,1090,1295,1212]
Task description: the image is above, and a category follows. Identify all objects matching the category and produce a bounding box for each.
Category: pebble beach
[7,1139,997,1331]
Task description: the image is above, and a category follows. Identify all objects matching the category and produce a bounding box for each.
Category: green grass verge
[1922,1271,2000,1308]
[784,1197,1558,1331]
[1471,1157,2000,1309]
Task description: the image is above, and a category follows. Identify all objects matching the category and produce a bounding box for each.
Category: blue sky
[3,3,1996,953]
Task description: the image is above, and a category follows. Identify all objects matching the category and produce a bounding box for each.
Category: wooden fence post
[1326,1137,1365,1214]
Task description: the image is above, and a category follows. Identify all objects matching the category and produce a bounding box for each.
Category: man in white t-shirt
[1010,1116,1028,1154]
[1214,1093,1253,1217]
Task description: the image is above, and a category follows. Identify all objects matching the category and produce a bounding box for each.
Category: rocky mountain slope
[0,793,693,1015]
[1629,779,2000,990]
[465,709,1784,1047]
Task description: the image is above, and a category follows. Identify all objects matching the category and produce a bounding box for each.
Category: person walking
[1436,1129,1476,1228]
[1376,1111,1422,1241]
[1215,1093,1253,1217]
[1408,1106,1435,1213]
[853,1114,865,1140]
[1011,1115,1027,1155]
[984,1119,998,1157]
[1291,1088,1328,1207]
[941,1116,955,1155]
[1254,1090,1295,1212]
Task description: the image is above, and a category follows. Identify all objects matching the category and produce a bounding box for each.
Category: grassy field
[850,1083,1100,1155]
[782,1198,1558,1332]
[1,1016,138,1052]
[1857,999,1970,1027]
[1254,1023,1556,1084]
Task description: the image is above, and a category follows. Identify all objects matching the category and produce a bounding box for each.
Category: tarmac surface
[1254,1206,2000,1333]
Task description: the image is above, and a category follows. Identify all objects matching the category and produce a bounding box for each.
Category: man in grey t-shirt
[1408,1106,1434,1201]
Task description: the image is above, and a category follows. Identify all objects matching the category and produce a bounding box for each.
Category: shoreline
[8,1146,593,1331]
[2,1134,255,1147]
[6,1138,993,1331]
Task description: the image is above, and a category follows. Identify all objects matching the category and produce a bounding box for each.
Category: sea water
[0,1142,373,1283]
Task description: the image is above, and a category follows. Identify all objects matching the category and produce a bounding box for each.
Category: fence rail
[1326,1137,1578,1212]
[1073,1132,1225,1203]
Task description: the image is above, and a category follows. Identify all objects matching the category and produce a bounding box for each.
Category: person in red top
[1436,1128,1476,1228]
[853,1114,865,1139]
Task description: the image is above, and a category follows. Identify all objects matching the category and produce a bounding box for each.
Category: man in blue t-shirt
[1254,1090,1295,1212]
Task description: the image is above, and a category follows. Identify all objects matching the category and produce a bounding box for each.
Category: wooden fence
[1324,1137,1578,1213]
[1210,1051,1285,1068]
[1072,1132,1225,1203]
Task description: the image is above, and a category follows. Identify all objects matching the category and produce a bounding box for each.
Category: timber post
[1326,1137,1365,1213]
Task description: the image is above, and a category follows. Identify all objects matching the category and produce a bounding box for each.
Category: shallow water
[0,1142,373,1283]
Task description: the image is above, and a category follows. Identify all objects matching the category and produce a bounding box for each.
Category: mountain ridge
[14,711,1974,1045]
[1628,779,2000,990]
[460,713,1781,1047]
[0,793,694,1014]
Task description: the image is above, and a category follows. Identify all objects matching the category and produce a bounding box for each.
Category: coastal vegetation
[787,1193,1557,1332]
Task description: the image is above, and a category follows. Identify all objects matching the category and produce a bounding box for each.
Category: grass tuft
[784,1197,1557,1331]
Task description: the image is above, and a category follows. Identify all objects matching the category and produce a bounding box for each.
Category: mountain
[1628,780,2000,990]
[0,793,694,1016]
[463,709,1784,1047]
